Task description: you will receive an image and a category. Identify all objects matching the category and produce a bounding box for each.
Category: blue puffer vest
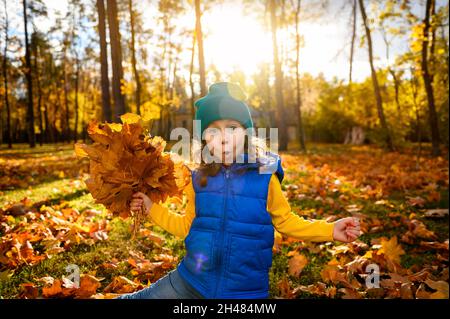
[177,152,284,298]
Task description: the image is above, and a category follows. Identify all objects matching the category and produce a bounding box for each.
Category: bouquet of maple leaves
[75,113,190,238]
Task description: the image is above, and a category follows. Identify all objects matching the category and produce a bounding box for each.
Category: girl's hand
[130,192,153,215]
[332,217,362,243]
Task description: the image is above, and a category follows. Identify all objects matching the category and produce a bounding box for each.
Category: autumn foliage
[0,143,448,299]
[74,113,190,221]
[273,150,448,299]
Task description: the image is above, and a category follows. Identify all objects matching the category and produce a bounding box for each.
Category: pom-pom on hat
[194,82,254,135]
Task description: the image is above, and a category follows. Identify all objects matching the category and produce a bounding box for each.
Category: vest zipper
[213,166,230,298]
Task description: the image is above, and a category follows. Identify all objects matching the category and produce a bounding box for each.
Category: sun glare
[201,5,273,78]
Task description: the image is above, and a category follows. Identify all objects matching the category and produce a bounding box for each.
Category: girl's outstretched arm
[147,177,196,239]
[267,174,335,242]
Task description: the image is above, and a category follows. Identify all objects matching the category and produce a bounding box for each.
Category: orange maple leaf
[377,236,405,265]
[74,114,190,220]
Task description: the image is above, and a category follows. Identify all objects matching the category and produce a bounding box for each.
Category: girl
[115,82,361,299]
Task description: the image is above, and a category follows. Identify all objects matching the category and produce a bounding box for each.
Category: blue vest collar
[222,152,261,172]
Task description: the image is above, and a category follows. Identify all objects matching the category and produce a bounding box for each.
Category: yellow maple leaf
[288,252,308,277]
[377,236,405,264]
[425,280,449,299]
[120,112,142,124]
[74,117,191,237]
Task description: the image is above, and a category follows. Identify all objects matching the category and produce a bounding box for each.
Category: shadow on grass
[0,143,75,158]
[24,189,88,210]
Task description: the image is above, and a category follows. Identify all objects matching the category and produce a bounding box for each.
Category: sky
[4,0,449,85]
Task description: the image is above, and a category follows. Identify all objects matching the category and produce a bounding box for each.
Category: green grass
[0,143,75,157]
[0,178,84,204]
[269,247,290,298]
[0,165,186,298]
[269,243,334,299]
[1,143,448,298]
[0,215,185,298]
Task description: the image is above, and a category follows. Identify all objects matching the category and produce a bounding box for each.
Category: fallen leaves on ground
[1,144,448,299]
[74,114,190,219]
[274,147,448,299]
[0,204,109,269]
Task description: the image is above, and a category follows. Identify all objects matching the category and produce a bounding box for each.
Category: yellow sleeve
[147,175,196,239]
[267,174,335,242]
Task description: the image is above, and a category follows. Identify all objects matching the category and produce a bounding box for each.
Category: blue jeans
[114,268,205,299]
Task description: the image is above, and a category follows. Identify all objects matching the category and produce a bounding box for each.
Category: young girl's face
[204,119,246,165]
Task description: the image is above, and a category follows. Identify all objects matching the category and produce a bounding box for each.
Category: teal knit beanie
[194,82,254,135]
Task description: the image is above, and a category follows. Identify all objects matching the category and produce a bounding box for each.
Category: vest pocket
[224,234,269,293]
[183,228,215,285]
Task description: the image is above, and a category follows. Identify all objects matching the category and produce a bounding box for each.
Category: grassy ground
[0,142,448,298]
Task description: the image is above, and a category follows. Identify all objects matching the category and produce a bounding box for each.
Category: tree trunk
[166,61,178,140]
[36,77,43,146]
[63,45,70,142]
[189,31,196,121]
[107,0,126,122]
[264,65,273,127]
[194,0,206,96]
[22,0,36,147]
[80,74,88,143]
[349,0,357,84]
[43,97,51,142]
[49,64,58,143]
[2,0,12,148]
[380,24,402,121]
[410,68,422,169]
[32,38,44,145]
[421,0,441,156]
[73,57,80,143]
[96,0,112,122]
[293,0,306,152]
[439,24,449,94]
[128,0,141,115]
[344,126,365,145]
[269,0,288,151]
[390,69,401,117]
[359,0,394,151]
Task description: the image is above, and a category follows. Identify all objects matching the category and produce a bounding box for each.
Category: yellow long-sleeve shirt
[148,173,335,242]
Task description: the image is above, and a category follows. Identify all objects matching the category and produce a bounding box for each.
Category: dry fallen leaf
[408,219,437,240]
[42,279,63,298]
[277,276,296,299]
[74,114,190,237]
[288,252,308,277]
[75,274,103,298]
[424,279,449,299]
[424,209,449,219]
[19,283,39,299]
[320,259,353,288]
[377,236,405,265]
[104,275,141,294]
[338,287,363,299]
